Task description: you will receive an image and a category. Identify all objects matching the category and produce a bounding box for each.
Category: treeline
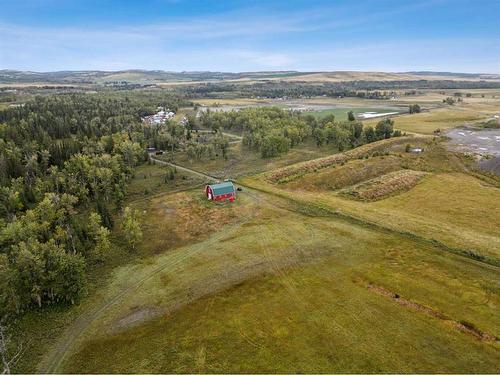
[199,107,401,158]
[0,93,188,316]
[176,80,500,99]
[311,116,400,150]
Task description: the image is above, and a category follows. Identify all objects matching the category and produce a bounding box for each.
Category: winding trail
[38,190,261,373]
[38,224,253,373]
[149,156,219,183]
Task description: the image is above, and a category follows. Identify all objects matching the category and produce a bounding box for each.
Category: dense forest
[0,93,191,318]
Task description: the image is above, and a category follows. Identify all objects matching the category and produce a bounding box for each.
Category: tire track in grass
[43,185,292,373]
[150,156,219,183]
[40,160,303,373]
[38,212,258,373]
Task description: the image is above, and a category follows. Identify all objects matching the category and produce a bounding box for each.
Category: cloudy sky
[0,0,499,73]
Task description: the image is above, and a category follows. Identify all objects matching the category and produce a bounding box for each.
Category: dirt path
[195,129,243,140]
[150,156,219,183]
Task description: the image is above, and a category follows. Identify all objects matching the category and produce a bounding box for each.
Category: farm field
[48,184,500,373]
[357,90,500,135]
[192,98,268,106]
[21,136,498,373]
[363,107,486,134]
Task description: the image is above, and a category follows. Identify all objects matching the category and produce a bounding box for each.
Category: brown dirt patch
[365,282,498,342]
[114,306,162,331]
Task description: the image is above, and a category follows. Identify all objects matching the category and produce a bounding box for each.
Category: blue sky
[0,0,499,73]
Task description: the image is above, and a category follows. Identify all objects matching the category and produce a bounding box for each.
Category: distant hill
[1,69,499,86]
[408,71,500,80]
[0,70,307,85]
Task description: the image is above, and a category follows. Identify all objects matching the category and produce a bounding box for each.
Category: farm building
[205,181,236,202]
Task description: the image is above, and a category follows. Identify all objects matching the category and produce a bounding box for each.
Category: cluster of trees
[443,97,462,105]
[176,80,500,100]
[409,104,421,114]
[311,117,400,151]
[200,108,310,158]
[0,94,169,316]
[199,107,401,158]
[185,134,230,160]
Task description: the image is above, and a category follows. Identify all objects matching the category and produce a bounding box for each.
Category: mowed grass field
[59,188,499,373]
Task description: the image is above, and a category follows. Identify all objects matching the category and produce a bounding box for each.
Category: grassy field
[359,91,500,135]
[243,139,500,261]
[26,139,498,373]
[363,107,485,134]
[53,186,500,373]
[126,163,204,200]
[164,139,342,180]
[192,98,267,106]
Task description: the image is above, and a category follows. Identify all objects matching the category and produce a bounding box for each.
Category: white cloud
[0,0,498,73]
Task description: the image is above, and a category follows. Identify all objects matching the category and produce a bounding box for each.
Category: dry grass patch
[340,170,428,201]
[283,155,403,192]
[267,136,415,184]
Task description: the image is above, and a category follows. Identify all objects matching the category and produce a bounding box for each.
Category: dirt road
[149,156,219,183]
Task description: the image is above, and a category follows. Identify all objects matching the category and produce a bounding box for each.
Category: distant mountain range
[1,69,499,85]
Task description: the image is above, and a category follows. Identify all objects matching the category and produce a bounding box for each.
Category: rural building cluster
[141,107,175,125]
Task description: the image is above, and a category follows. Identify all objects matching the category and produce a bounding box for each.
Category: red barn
[205,181,236,202]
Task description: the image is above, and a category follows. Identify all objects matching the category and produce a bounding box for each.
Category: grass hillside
[243,138,500,261]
